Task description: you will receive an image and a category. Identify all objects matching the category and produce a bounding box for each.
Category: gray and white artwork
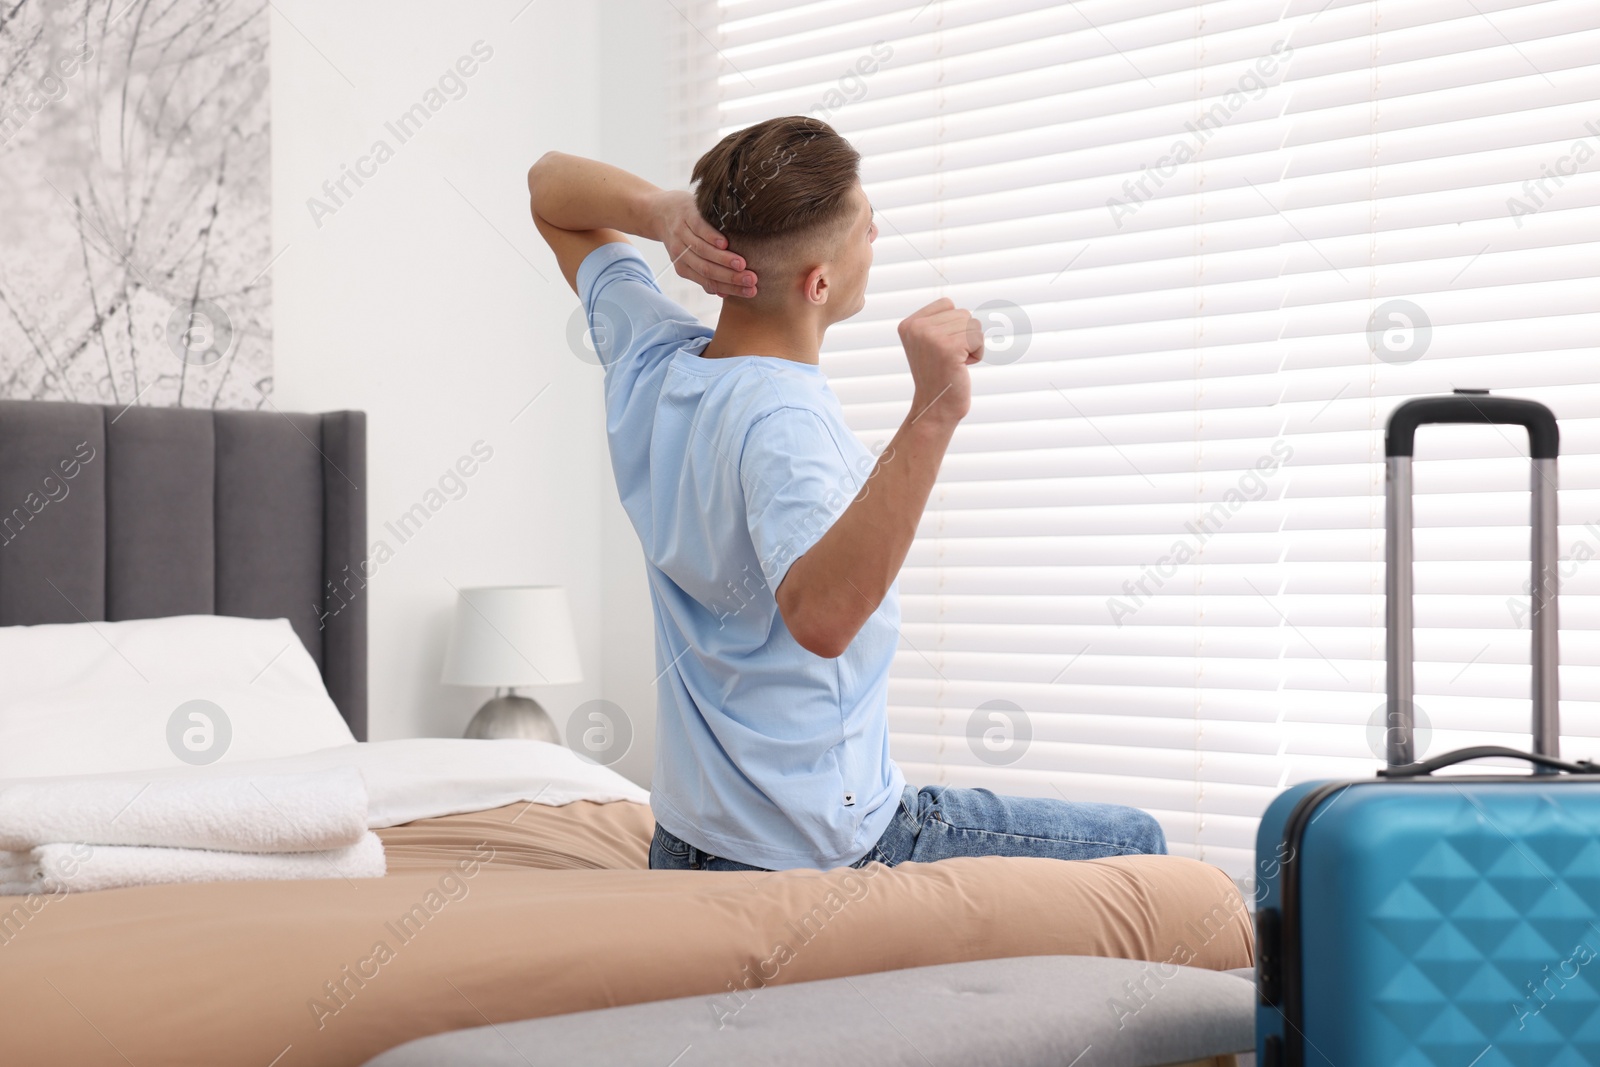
[0,0,271,409]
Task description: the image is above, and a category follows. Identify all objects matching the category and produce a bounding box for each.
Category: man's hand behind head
[652,190,758,298]
[898,297,983,426]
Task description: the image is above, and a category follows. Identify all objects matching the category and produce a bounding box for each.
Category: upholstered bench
[363,955,1256,1066]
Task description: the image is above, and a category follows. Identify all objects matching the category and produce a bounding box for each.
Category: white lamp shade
[440,586,583,688]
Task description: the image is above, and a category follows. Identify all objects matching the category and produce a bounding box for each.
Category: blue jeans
[648,784,1167,872]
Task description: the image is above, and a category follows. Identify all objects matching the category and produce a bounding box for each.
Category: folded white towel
[0,833,386,895]
[0,852,34,883]
[0,768,369,853]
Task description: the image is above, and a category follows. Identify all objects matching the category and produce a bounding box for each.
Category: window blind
[670,0,1600,893]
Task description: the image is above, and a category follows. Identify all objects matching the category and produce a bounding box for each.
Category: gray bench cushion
[363,955,1254,1067]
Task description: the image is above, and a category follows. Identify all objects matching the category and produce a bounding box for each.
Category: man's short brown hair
[691,116,861,276]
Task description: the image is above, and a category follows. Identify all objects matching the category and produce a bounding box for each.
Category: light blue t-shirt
[578,242,905,871]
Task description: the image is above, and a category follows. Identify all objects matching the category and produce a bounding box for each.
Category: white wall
[594,0,680,788]
[271,2,637,763]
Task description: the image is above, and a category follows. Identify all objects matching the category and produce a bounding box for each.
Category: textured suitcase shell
[1256,777,1600,1065]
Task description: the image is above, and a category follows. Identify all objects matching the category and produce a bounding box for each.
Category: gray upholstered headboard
[0,399,368,740]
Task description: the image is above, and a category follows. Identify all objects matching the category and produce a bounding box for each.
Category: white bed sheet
[0,737,650,829]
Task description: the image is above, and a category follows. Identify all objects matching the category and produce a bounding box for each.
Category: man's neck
[700,300,825,365]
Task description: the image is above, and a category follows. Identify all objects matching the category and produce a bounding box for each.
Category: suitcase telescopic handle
[1385,393,1560,460]
[1384,390,1562,768]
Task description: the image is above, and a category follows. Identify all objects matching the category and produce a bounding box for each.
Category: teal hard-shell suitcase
[1254,392,1600,1066]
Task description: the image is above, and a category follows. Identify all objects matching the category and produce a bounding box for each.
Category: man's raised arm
[775,299,983,658]
[526,152,756,298]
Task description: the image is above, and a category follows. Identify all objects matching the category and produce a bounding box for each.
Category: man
[528,116,1165,872]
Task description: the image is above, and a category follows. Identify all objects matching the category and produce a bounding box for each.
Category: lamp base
[463,694,561,744]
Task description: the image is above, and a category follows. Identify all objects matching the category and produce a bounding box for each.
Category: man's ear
[803,265,829,306]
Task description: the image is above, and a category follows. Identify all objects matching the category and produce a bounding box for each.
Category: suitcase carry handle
[1384,390,1561,768]
[1377,744,1598,779]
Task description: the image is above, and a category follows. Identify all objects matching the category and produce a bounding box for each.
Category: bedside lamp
[441,585,583,743]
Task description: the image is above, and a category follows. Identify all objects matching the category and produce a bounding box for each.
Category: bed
[0,398,367,736]
[0,399,1255,1067]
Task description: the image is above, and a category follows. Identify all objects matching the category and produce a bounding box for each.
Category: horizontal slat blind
[673,0,1600,893]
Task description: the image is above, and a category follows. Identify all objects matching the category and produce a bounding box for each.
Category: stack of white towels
[0,768,385,895]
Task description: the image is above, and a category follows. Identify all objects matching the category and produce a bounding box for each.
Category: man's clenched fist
[898,297,984,425]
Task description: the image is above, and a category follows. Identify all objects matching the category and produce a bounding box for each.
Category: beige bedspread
[0,801,1253,1066]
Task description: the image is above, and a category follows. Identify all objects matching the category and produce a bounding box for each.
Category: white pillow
[0,615,357,779]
